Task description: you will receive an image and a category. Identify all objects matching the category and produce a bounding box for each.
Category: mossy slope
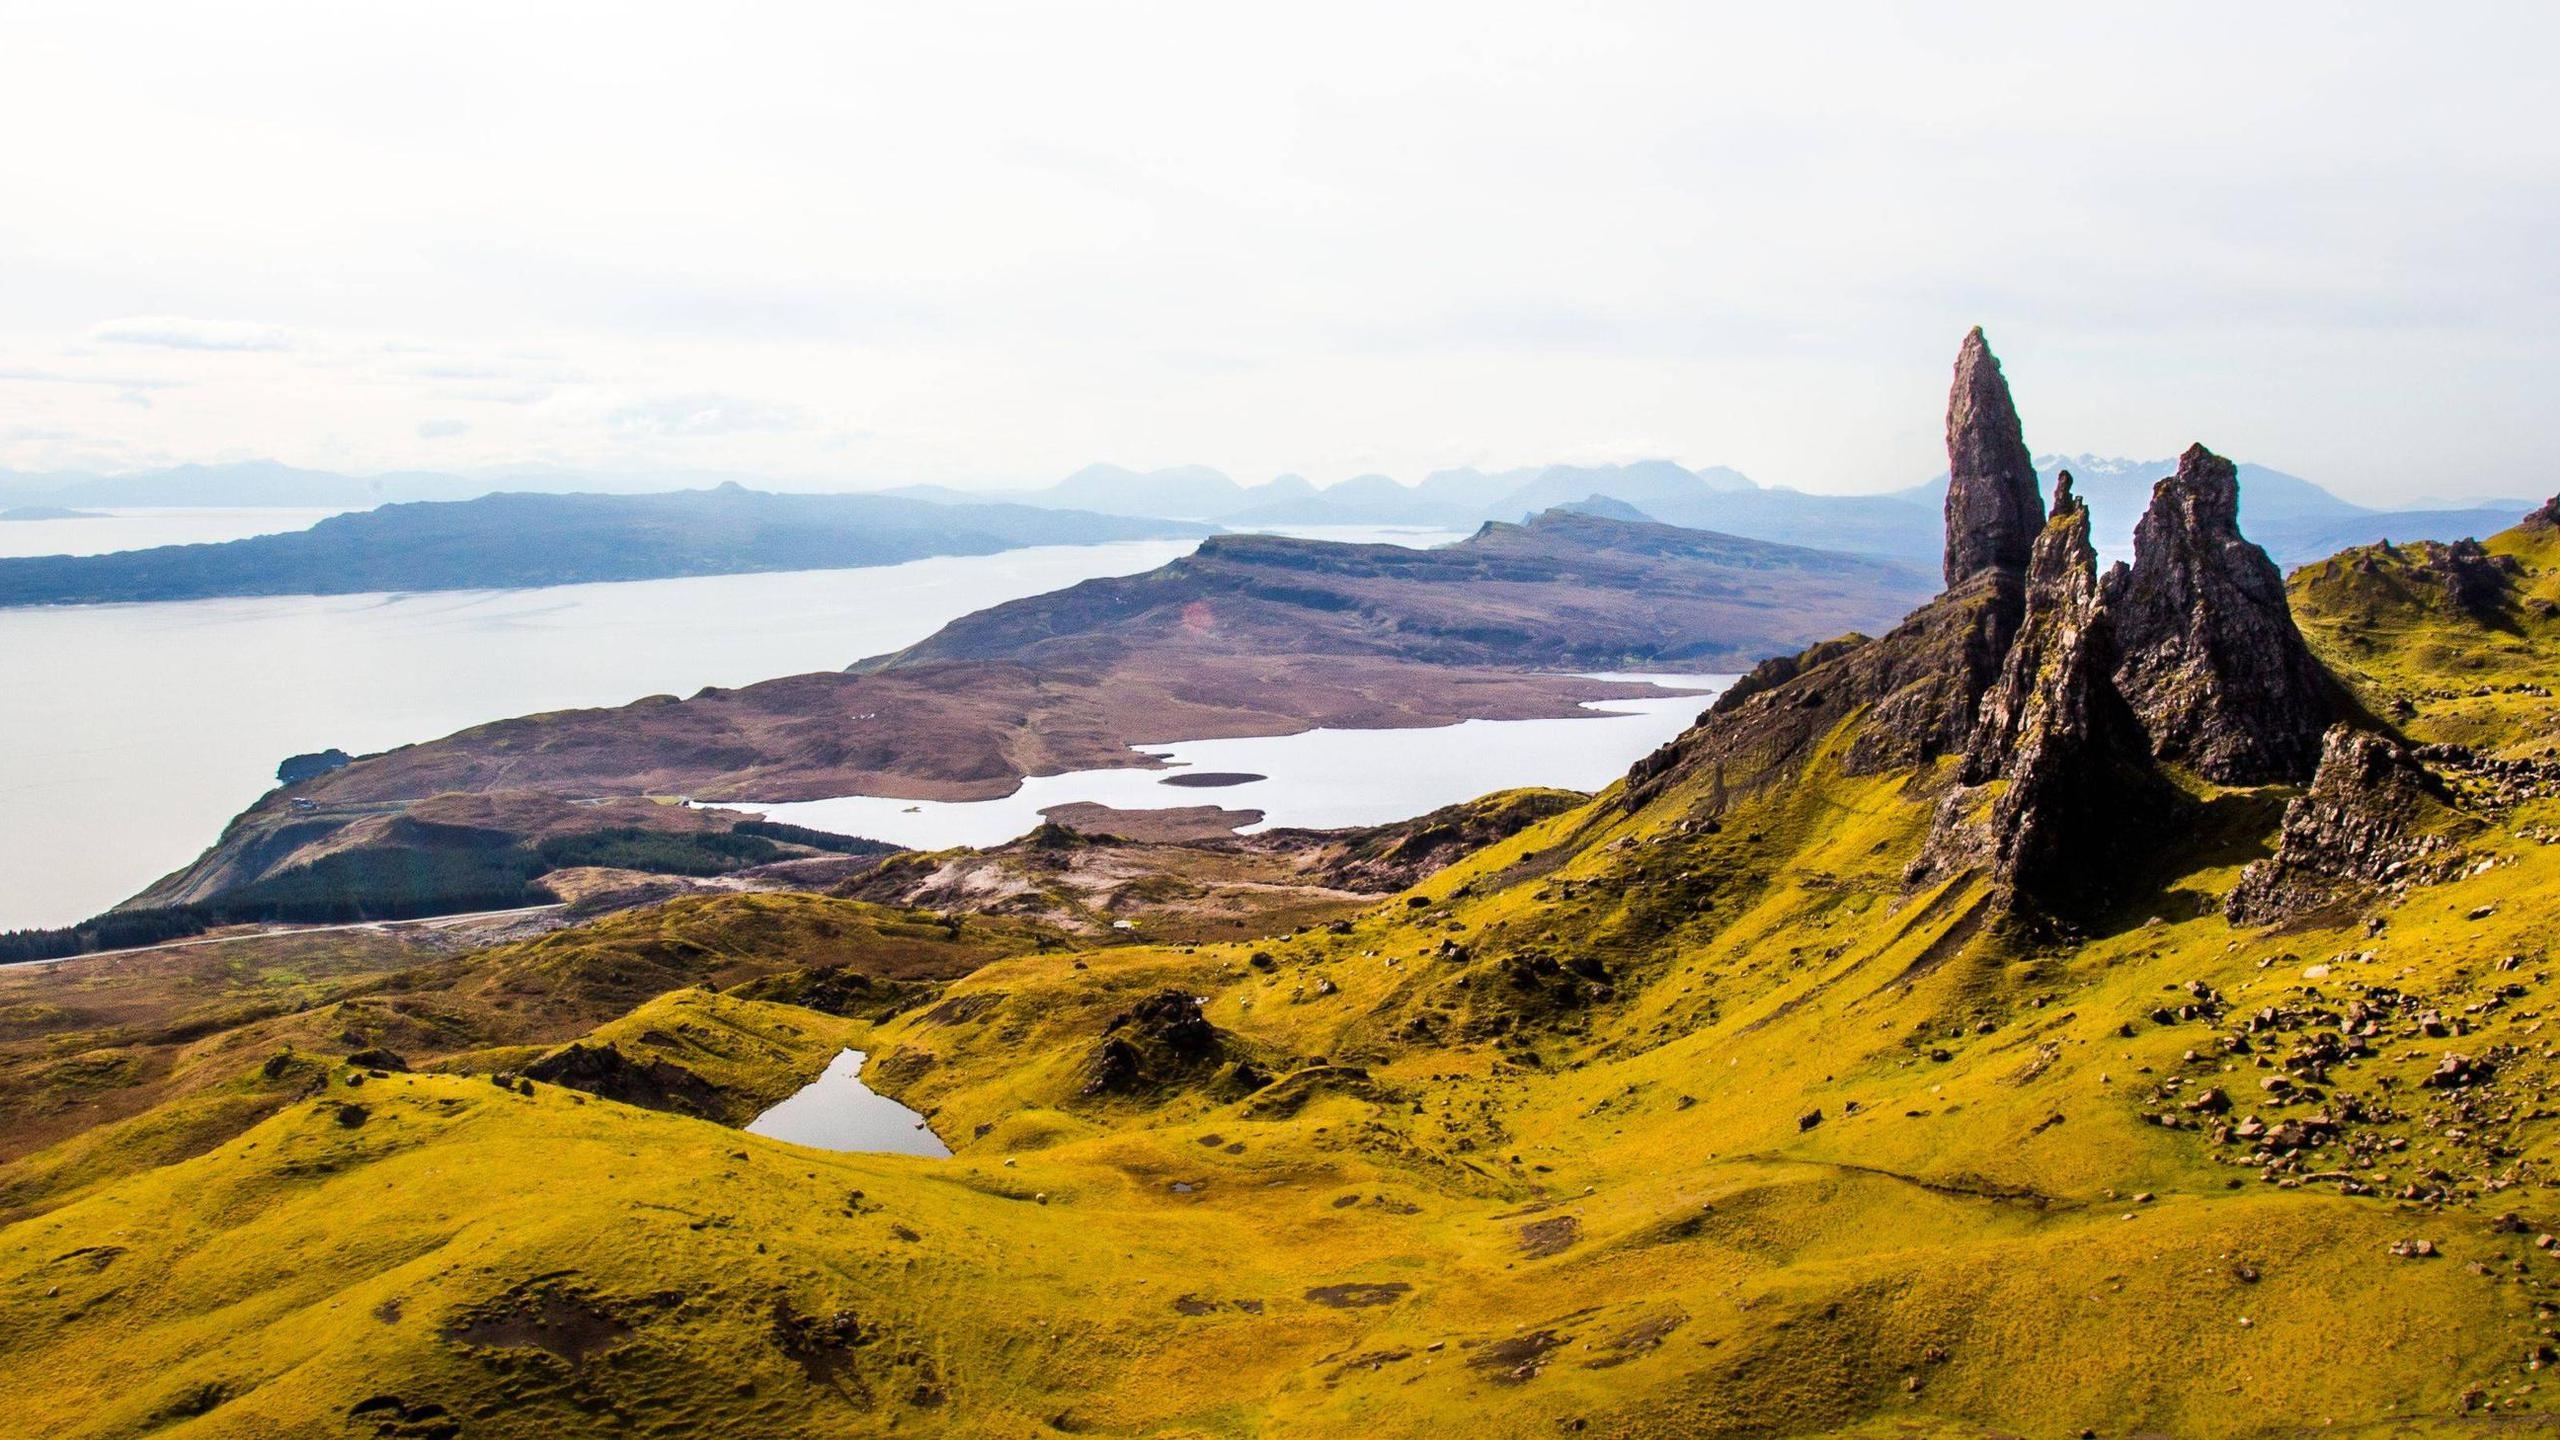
[12,525,2560,1435]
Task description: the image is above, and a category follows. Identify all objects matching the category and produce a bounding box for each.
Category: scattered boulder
[2424,1053,2494,1089]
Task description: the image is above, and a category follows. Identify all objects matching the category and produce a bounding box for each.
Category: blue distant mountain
[0,485,1213,607]
[882,452,2538,567]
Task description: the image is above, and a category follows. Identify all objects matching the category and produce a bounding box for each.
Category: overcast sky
[1,3,2554,503]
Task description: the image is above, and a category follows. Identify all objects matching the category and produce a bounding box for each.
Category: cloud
[416,418,469,439]
[89,315,295,353]
[607,393,805,439]
[0,365,186,390]
[439,383,555,407]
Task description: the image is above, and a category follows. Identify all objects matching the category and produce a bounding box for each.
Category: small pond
[745,1049,951,1157]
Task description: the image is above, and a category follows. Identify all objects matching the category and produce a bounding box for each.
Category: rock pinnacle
[1942,326,2045,588]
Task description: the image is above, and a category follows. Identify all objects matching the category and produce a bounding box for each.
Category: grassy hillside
[7,521,2560,1435]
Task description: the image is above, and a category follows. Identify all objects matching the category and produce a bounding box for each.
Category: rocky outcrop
[1842,573,2026,774]
[1914,477,2176,918]
[522,1043,724,1120]
[2523,495,2560,532]
[1084,991,1226,1097]
[2226,725,2466,925]
[2109,444,2339,784]
[1707,633,1872,717]
[1622,571,2021,811]
[1942,327,2045,587]
[2420,538,2517,623]
[1630,338,2342,928]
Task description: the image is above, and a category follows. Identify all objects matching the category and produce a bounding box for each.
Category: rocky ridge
[1637,330,2376,924]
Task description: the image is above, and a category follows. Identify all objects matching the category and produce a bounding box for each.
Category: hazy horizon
[4,451,2537,514]
[5,4,2556,508]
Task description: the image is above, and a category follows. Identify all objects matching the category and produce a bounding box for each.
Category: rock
[2108,444,2339,783]
[1917,477,2179,918]
[1797,1109,1824,1131]
[276,747,354,785]
[1941,327,2045,586]
[2425,1053,2493,1089]
[1624,568,2022,807]
[2226,725,2466,925]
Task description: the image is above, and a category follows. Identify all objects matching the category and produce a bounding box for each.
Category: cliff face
[2109,444,2340,784]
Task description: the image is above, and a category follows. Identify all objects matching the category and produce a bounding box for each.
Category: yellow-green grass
[12,524,2560,1435]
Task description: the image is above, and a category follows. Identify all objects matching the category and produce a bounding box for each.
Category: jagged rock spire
[2109,443,2339,784]
[1964,471,2093,780]
[1942,327,2046,588]
[1911,469,2178,922]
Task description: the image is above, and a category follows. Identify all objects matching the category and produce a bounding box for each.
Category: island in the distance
[0,484,1213,605]
[0,505,104,521]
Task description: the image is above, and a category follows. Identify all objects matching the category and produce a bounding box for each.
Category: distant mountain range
[0,485,1211,607]
[906,455,2538,568]
[6,453,2536,571]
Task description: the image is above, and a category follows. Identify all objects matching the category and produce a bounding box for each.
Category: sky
[1,3,2554,504]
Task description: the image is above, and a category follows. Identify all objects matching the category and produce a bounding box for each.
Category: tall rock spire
[1942,326,2046,587]
[2109,443,2339,784]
